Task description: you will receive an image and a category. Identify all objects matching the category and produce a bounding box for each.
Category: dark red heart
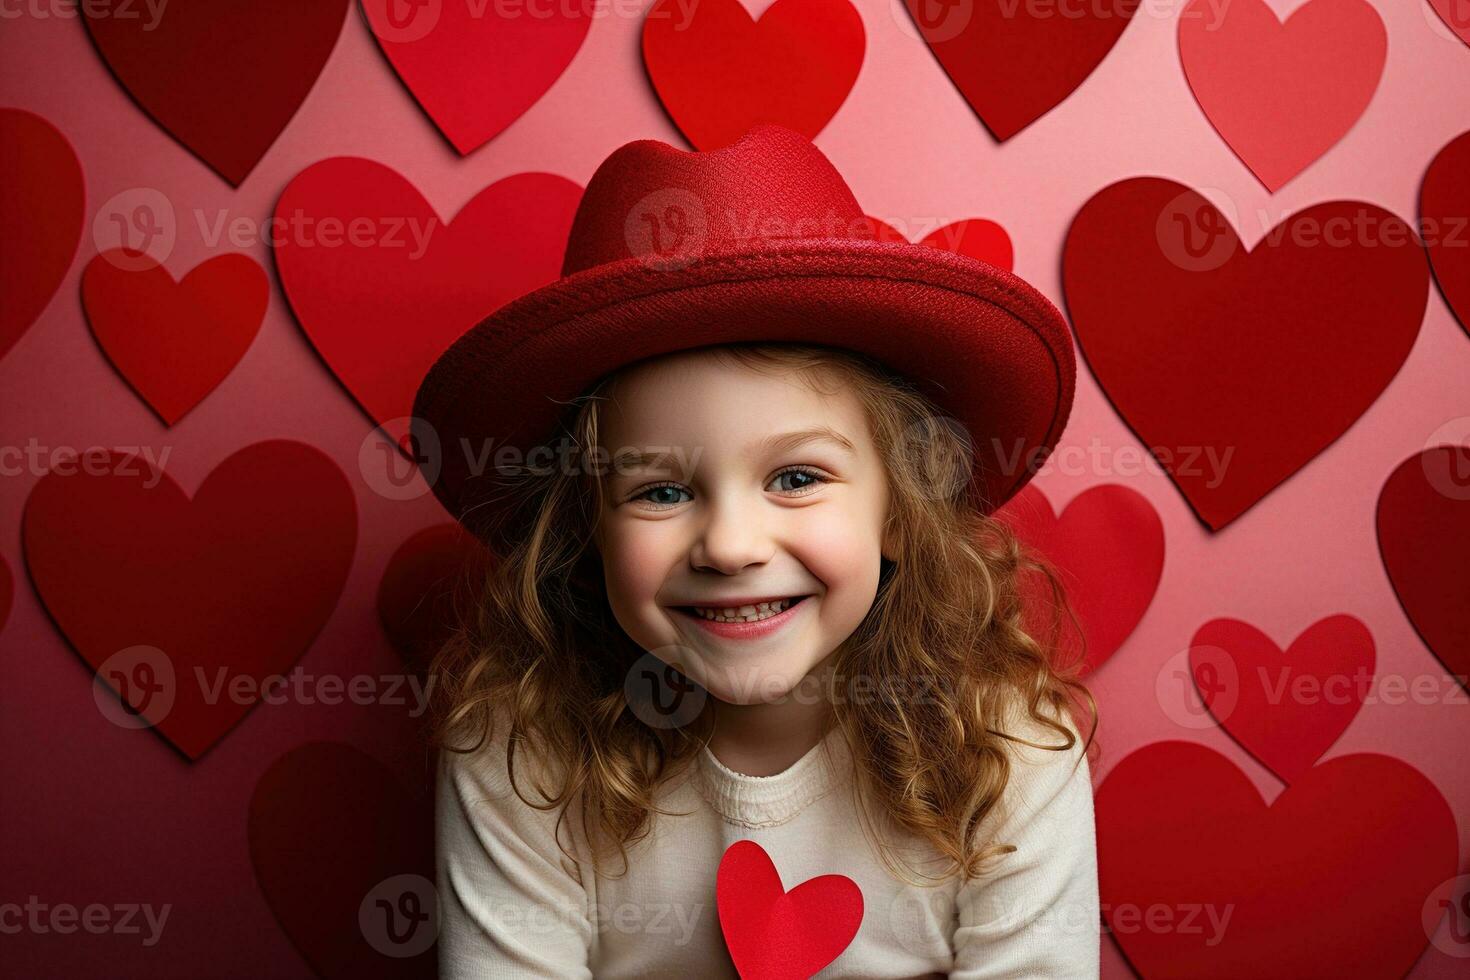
[999,483,1163,675]
[361,0,592,154]
[1190,615,1374,783]
[82,249,267,425]
[22,441,357,759]
[1420,129,1470,335]
[864,215,1013,271]
[903,0,1140,141]
[1097,741,1457,978]
[273,159,581,452]
[643,0,865,150]
[716,838,863,979]
[1179,0,1385,193]
[82,0,348,184]
[1377,446,1470,696]
[1,108,84,361]
[249,741,435,978]
[378,522,491,673]
[1063,177,1428,530]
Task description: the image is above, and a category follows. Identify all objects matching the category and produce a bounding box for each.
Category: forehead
[598,348,872,449]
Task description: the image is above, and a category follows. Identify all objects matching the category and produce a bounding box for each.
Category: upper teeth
[692,598,796,622]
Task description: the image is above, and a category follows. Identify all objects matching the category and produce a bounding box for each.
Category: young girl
[412,125,1099,979]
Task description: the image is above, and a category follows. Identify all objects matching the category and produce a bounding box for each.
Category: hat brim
[411,237,1075,538]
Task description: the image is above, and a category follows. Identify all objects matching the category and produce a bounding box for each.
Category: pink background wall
[2,0,1467,976]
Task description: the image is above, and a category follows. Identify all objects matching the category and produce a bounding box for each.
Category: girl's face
[594,349,894,707]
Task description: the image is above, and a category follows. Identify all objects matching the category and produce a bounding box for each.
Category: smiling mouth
[673,595,811,624]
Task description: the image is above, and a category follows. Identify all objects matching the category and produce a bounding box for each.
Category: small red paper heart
[82,249,267,426]
[643,0,865,150]
[82,0,349,185]
[864,216,1013,271]
[1,108,84,361]
[273,159,582,452]
[903,0,1141,141]
[249,741,435,978]
[1189,615,1374,783]
[1063,177,1429,530]
[717,839,863,979]
[377,522,491,673]
[1179,0,1385,193]
[1420,129,1470,335]
[360,0,592,154]
[1377,446,1470,696]
[22,441,357,759]
[1097,741,1456,979]
[999,484,1164,675]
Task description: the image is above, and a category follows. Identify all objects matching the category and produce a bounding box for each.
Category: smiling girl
[413,126,1099,978]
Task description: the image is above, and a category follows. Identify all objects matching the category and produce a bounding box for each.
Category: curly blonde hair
[429,341,1098,886]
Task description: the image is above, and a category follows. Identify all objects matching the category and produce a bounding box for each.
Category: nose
[689,497,774,575]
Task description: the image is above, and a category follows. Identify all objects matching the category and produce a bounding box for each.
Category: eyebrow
[607,427,857,477]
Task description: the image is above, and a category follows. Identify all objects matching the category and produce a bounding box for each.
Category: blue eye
[769,468,825,493]
[636,483,691,507]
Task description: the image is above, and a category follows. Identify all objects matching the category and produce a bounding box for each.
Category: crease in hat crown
[560,124,875,277]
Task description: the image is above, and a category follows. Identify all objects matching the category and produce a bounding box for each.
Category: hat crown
[560,125,872,276]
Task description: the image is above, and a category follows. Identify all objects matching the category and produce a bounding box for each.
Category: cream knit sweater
[437,700,1099,979]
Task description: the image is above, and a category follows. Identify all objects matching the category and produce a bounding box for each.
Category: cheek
[789,497,885,611]
[599,521,677,616]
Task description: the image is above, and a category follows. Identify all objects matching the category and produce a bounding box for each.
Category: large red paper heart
[378,522,490,673]
[250,741,435,978]
[1420,129,1470,335]
[1190,615,1374,784]
[274,159,581,451]
[903,0,1140,141]
[82,249,268,426]
[999,484,1163,675]
[1,108,84,361]
[717,839,863,979]
[22,441,357,759]
[1179,0,1385,193]
[1063,177,1428,530]
[82,0,348,185]
[360,0,591,154]
[1428,0,1470,47]
[643,0,865,150]
[1377,447,1470,696]
[1096,741,1456,979]
[863,216,1013,271]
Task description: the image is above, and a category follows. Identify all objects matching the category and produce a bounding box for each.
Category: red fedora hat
[411,124,1074,541]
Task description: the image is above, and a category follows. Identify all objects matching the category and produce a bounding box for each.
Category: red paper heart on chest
[717,839,863,979]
